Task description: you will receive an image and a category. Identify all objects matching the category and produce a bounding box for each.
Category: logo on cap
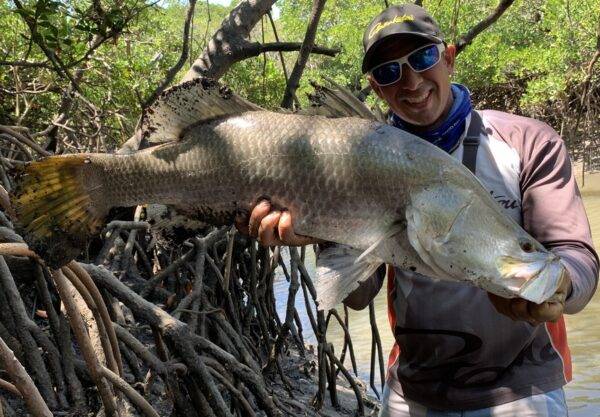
[368,14,415,39]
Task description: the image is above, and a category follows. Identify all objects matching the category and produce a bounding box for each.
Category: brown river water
[273,168,600,415]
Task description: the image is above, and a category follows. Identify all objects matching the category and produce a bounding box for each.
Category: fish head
[491,232,566,303]
[406,186,565,303]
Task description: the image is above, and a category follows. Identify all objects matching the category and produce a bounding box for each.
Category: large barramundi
[11,78,565,311]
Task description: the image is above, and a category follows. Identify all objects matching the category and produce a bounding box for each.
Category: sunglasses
[369,43,445,87]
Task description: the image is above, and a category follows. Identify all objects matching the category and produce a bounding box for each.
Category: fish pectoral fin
[355,220,406,264]
[315,244,383,312]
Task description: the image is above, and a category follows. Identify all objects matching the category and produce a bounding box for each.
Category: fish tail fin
[139,78,263,148]
[11,154,107,267]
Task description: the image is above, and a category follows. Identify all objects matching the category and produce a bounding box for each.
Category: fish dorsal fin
[300,76,385,122]
[140,78,263,147]
[315,243,383,312]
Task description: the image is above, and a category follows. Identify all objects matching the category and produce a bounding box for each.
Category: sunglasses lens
[408,44,441,72]
[372,62,401,86]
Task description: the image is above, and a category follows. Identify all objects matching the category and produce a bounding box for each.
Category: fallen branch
[52,269,120,416]
[100,365,160,417]
[0,256,58,408]
[0,335,52,417]
[0,378,20,396]
[69,261,124,375]
[61,264,120,376]
[0,125,50,156]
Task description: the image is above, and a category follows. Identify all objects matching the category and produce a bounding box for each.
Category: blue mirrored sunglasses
[370,43,445,87]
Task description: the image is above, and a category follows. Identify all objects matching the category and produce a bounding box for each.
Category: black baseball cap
[362,4,444,73]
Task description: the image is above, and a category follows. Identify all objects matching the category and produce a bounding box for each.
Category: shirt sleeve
[519,135,599,314]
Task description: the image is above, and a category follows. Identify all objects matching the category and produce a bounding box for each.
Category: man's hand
[488,268,572,325]
[234,199,322,247]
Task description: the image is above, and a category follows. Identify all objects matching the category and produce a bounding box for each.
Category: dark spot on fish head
[409,266,416,271]
[519,239,535,253]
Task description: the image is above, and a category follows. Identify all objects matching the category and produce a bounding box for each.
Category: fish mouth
[497,254,564,304]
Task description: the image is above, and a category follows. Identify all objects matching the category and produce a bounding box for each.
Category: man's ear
[367,75,384,99]
[444,44,457,75]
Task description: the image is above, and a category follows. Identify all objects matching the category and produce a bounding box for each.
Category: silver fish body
[12,79,565,309]
[89,110,563,309]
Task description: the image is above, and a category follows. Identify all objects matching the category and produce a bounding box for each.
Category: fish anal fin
[315,244,383,312]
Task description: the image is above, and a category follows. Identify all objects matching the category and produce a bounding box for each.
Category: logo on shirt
[490,190,520,210]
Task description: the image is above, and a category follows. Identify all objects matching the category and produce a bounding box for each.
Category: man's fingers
[487,293,516,320]
[248,200,272,238]
[509,298,532,322]
[529,301,563,323]
[257,210,282,247]
[489,271,569,325]
[279,211,318,246]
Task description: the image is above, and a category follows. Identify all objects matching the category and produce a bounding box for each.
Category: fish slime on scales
[10,77,566,311]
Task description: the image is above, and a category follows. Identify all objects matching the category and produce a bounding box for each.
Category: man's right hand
[235,199,322,247]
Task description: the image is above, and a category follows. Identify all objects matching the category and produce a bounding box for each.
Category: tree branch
[254,42,339,57]
[12,0,82,93]
[100,365,160,417]
[143,0,198,109]
[183,0,278,81]
[573,26,600,133]
[455,0,516,54]
[281,0,327,108]
[0,60,51,69]
[0,125,51,156]
[0,335,52,417]
[52,269,120,417]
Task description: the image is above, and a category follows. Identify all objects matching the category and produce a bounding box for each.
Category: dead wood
[0,334,52,417]
[52,269,120,416]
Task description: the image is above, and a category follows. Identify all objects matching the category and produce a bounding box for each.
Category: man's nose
[399,64,423,91]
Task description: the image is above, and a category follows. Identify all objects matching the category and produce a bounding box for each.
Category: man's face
[367,38,456,128]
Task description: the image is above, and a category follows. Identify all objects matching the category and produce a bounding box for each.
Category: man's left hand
[488,268,572,325]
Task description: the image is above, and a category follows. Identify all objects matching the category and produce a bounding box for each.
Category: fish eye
[520,240,534,253]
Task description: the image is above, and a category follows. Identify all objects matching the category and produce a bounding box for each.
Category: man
[236,4,599,416]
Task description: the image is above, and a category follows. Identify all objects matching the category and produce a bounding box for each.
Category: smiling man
[238,3,599,416]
